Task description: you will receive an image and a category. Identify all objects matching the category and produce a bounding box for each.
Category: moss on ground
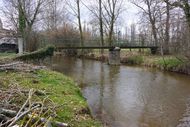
[0,69,101,127]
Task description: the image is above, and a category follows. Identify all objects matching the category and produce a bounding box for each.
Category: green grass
[0,53,17,59]
[0,52,16,56]
[157,57,184,69]
[0,70,101,127]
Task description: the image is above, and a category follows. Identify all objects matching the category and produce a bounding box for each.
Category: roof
[0,37,17,45]
[0,28,15,38]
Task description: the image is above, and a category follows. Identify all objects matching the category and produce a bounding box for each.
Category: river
[50,56,190,127]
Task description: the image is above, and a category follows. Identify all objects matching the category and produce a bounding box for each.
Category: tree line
[1,0,190,57]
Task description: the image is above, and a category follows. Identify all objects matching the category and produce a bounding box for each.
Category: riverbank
[0,53,101,127]
[79,49,190,75]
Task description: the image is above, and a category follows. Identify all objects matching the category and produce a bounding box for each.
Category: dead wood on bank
[0,89,68,127]
[0,62,46,72]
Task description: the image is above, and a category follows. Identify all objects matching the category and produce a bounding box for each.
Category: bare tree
[65,0,84,54]
[164,0,170,54]
[1,0,19,31]
[43,0,59,30]
[80,0,105,54]
[165,0,190,31]
[163,0,190,57]
[2,0,47,51]
[18,0,46,51]
[156,1,171,54]
[131,0,159,46]
[77,0,84,49]
[99,0,104,54]
[102,0,124,46]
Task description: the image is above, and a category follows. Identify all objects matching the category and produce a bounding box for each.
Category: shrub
[125,55,144,65]
[15,45,55,61]
[157,58,183,69]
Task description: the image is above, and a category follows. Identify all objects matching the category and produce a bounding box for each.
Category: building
[0,19,18,52]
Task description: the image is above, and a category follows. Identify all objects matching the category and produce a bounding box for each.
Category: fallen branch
[0,62,46,72]
[0,88,68,127]
[28,114,69,127]
[0,109,17,118]
[0,114,9,123]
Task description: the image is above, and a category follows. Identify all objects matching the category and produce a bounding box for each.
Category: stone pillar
[18,37,24,55]
[108,47,121,65]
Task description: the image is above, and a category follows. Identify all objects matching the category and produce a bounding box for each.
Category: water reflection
[51,56,190,127]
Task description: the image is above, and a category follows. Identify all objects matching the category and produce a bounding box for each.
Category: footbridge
[56,46,158,54]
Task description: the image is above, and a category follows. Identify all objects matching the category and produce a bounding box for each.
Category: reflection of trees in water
[79,58,85,88]
[98,62,105,119]
[95,64,121,125]
[52,56,78,78]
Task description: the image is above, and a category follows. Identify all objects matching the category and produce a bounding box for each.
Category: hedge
[15,45,55,61]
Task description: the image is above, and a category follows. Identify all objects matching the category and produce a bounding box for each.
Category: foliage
[15,45,55,61]
[19,8,26,34]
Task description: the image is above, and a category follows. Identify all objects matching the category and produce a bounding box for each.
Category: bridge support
[108,47,121,65]
[18,37,23,55]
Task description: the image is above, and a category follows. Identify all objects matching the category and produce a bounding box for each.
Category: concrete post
[18,37,24,55]
[108,47,121,65]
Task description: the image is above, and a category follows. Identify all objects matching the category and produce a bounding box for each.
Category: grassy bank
[0,53,101,127]
[0,53,17,63]
[82,49,189,74]
[0,70,101,127]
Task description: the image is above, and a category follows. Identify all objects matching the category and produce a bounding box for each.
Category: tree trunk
[77,0,84,55]
[182,1,190,49]
[151,20,158,46]
[99,0,104,55]
[108,22,114,46]
[146,0,158,46]
[18,4,26,53]
[164,1,170,54]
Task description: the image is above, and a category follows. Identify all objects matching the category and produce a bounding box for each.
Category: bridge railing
[38,38,156,48]
[53,40,156,47]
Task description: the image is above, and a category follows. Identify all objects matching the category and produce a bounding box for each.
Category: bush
[157,58,183,69]
[16,45,55,61]
[125,55,144,65]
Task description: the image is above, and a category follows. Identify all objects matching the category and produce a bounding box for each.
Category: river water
[50,56,190,127]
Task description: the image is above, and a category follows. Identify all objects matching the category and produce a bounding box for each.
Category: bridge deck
[56,46,158,50]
